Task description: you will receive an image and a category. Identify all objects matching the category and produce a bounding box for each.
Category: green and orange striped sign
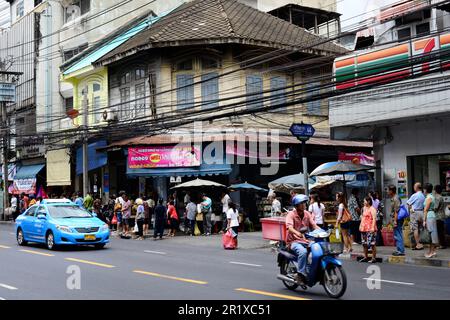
[334,32,450,90]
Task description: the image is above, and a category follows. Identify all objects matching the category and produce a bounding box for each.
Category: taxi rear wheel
[17,228,28,246]
[46,231,56,251]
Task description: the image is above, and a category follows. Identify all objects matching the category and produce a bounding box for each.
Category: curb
[338,252,450,269]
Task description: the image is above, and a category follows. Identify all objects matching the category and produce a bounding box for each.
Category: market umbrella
[310,161,374,177]
[170,178,226,189]
[229,182,268,192]
[268,173,314,194]
[310,161,375,196]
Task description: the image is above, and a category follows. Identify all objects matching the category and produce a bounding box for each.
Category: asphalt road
[0,224,449,301]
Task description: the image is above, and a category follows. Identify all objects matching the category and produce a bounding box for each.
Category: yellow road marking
[235,288,310,300]
[19,249,54,257]
[65,258,115,268]
[133,270,208,285]
[0,245,11,249]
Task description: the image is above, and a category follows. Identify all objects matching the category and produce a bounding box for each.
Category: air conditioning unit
[102,107,118,123]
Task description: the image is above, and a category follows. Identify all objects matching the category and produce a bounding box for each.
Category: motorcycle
[276,225,347,299]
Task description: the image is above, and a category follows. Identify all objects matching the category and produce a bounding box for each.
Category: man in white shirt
[220,192,231,233]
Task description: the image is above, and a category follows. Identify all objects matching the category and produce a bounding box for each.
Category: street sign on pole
[289,122,315,141]
[0,83,16,103]
[289,122,316,196]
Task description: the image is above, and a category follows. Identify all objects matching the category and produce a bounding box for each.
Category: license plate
[84,235,96,241]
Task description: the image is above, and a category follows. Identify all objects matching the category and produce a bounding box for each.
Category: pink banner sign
[338,152,375,166]
[128,146,201,169]
[12,178,37,195]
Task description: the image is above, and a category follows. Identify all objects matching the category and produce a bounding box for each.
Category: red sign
[128,146,201,169]
[338,152,375,166]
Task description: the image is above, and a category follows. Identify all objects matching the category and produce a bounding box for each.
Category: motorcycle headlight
[56,225,73,233]
[101,224,109,231]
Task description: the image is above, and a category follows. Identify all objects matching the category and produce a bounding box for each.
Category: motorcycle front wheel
[280,260,299,291]
[322,264,347,299]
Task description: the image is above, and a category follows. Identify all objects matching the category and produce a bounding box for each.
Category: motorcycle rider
[286,194,320,284]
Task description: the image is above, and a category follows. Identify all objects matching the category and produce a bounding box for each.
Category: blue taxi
[15,199,110,250]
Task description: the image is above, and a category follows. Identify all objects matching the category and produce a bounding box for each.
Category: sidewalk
[340,244,450,268]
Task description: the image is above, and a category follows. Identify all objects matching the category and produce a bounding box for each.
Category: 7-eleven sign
[412,36,440,74]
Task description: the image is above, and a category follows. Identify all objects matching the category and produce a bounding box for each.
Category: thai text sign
[128,146,201,169]
[12,178,37,195]
[0,83,16,102]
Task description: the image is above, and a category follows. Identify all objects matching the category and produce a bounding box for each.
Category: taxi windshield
[47,206,93,219]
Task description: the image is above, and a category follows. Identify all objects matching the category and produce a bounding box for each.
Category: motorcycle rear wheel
[280,260,299,291]
[322,264,347,299]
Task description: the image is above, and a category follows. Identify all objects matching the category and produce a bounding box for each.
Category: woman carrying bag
[223,202,239,249]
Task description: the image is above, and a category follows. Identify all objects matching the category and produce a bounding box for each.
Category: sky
[337,0,398,28]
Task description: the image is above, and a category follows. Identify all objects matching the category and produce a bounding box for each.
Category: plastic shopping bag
[222,230,237,250]
[133,222,139,233]
[194,222,201,236]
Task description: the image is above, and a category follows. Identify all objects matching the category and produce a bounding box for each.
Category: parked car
[15,199,110,250]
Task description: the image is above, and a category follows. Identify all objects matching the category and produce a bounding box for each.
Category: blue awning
[14,164,45,180]
[76,140,108,175]
[127,162,232,178]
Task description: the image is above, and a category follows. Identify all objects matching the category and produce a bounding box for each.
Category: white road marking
[144,250,167,255]
[0,297,6,300]
[229,261,262,267]
[362,278,414,286]
[0,283,18,290]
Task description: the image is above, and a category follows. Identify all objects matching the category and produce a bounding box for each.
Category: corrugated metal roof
[97,0,348,66]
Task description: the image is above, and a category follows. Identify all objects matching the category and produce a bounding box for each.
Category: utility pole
[1,100,8,218]
[82,86,89,197]
[0,68,21,221]
[302,140,309,197]
[289,122,315,197]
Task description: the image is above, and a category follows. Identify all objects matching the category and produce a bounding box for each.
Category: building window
[65,0,91,23]
[135,68,146,81]
[306,82,321,115]
[63,43,88,62]
[201,73,219,110]
[246,75,263,110]
[16,1,24,18]
[149,73,157,117]
[416,22,430,37]
[120,87,130,119]
[176,59,193,71]
[65,97,74,113]
[135,83,146,117]
[176,74,194,110]
[201,58,218,70]
[270,77,287,112]
[93,96,102,123]
[398,27,411,41]
[121,72,131,85]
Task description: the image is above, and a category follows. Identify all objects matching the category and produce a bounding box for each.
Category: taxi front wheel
[46,231,56,251]
[17,229,28,246]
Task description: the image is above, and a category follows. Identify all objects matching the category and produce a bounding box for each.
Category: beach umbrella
[310,161,374,196]
[310,161,374,177]
[268,173,314,194]
[229,182,268,192]
[170,178,226,189]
